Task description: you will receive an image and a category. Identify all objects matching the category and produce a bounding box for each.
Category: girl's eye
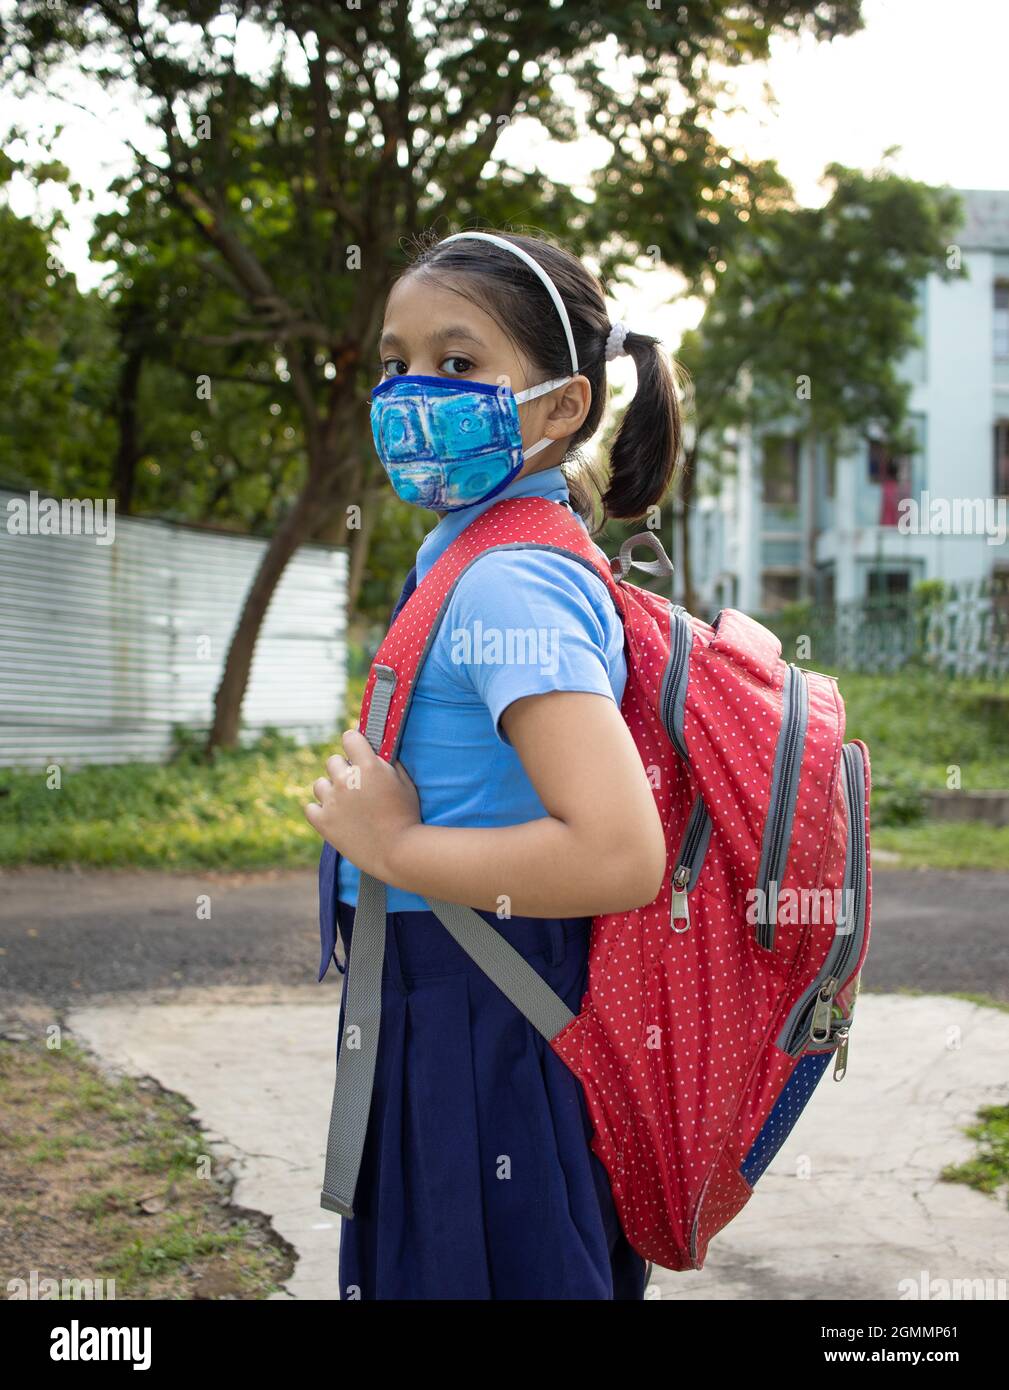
[380,358,408,378]
[440,355,473,376]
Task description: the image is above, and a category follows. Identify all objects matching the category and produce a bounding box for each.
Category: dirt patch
[0,1006,296,1300]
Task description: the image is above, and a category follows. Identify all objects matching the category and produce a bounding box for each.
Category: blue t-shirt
[336,464,627,909]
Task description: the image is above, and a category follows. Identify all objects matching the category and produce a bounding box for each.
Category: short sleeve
[437,547,626,744]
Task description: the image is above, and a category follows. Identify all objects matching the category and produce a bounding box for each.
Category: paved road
[1,864,1007,1006]
[2,864,1007,1302]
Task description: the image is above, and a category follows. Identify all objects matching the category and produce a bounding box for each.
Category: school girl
[306,227,682,1300]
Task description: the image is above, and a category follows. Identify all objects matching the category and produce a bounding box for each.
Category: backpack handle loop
[610,532,674,582]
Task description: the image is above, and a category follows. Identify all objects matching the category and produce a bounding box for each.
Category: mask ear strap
[512,374,572,405]
[515,374,574,461]
[522,436,554,461]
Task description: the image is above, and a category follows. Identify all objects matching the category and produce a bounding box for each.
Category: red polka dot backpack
[323,494,872,1271]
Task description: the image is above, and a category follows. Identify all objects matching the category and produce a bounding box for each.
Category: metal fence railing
[760,575,1009,679]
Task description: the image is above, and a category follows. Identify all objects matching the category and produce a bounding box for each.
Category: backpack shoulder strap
[357,496,626,761]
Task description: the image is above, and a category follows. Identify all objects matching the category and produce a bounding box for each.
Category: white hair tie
[604,321,631,362]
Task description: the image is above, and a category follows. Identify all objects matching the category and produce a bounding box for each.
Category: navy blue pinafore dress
[317,549,648,1301]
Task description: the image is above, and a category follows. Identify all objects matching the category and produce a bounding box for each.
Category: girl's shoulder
[428,541,626,736]
[445,543,623,645]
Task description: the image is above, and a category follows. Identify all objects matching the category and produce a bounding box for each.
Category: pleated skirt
[333,900,647,1301]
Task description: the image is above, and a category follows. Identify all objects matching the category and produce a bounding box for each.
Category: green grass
[0,679,365,871]
[941,1104,1009,1209]
[829,669,1009,869]
[0,669,1007,870]
[838,670,1009,794]
[873,822,1009,869]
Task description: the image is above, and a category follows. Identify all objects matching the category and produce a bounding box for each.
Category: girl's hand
[304,729,421,879]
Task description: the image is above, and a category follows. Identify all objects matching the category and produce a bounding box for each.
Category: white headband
[439,231,580,375]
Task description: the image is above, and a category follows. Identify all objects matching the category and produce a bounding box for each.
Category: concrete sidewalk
[66,987,1009,1301]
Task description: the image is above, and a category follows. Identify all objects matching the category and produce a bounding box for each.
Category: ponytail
[601,330,684,521]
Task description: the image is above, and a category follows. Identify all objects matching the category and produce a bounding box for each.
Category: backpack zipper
[754,663,810,951]
[775,742,869,1073]
[659,604,693,760]
[669,793,712,931]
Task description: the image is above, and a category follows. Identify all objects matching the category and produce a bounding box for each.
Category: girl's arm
[305,689,667,917]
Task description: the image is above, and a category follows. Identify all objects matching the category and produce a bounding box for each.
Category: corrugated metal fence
[0,489,347,767]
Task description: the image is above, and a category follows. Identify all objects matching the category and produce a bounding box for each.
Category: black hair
[392,225,683,529]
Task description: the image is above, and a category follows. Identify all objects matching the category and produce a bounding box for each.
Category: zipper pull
[833,1026,850,1081]
[670,865,690,932]
[809,977,838,1043]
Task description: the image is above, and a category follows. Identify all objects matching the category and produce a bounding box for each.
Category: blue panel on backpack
[741,1050,834,1187]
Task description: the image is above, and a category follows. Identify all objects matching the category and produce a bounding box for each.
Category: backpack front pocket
[774,741,869,1071]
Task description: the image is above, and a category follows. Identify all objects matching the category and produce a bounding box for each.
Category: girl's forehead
[385,274,510,345]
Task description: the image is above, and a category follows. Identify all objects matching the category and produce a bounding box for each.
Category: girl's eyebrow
[379,325,487,352]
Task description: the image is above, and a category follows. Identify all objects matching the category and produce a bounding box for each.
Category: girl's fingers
[342,728,374,762]
[313,776,333,802]
[325,753,349,780]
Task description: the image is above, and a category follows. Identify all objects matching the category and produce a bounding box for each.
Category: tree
[2,0,865,747]
[0,152,117,490]
[675,162,964,610]
[90,183,311,526]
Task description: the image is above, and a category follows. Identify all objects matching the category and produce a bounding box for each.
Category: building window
[761,570,801,611]
[816,564,836,606]
[995,282,1009,359]
[867,569,911,598]
[868,439,913,525]
[995,419,1009,497]
[761,436,800,506]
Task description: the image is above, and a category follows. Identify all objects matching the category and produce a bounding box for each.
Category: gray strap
[320,870,387,1217]
[363,665,397,751]
[320,881,577,1218]
[320,661,576,1216]
[613,531,674,580]
[425,898,576,1041]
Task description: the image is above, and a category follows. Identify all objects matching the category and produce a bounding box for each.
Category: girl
[306,227,682,1300]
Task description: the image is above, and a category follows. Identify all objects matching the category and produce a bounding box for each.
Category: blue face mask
[370,372,573,511]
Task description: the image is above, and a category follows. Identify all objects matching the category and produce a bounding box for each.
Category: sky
[2,0,1007,386]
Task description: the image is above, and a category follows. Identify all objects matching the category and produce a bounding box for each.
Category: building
[690,188,1009,614]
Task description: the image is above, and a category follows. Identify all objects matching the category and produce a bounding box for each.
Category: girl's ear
[546,375,593,440]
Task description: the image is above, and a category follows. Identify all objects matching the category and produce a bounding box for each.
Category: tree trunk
[113,345,144,515]
[345,488,382,614]
[207,481,327,751]
[206,361,365,753]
